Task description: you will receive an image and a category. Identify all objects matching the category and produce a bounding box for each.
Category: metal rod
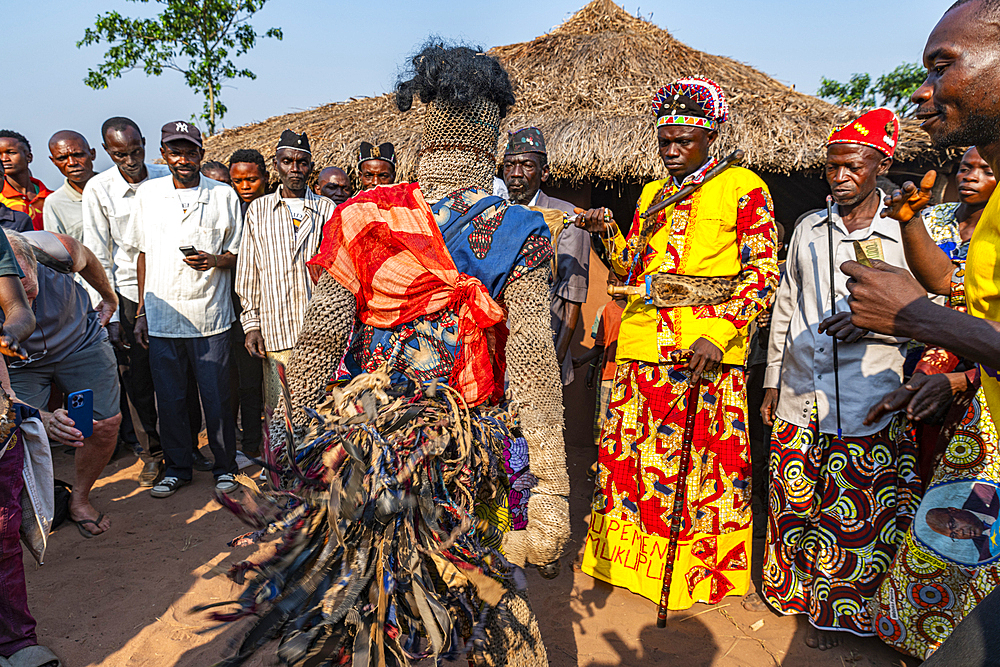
[656,377,703,628]
[826,196,843,441]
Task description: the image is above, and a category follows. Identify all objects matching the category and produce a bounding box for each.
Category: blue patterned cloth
[343,187,552,391]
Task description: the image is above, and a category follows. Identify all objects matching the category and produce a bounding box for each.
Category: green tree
[818,63,926,117]
[78,0,282,135]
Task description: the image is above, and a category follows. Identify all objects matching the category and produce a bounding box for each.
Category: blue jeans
[148,332,237,479]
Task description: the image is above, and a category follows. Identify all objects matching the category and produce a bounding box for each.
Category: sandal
[72,513,106,538]
[150,476,191,498]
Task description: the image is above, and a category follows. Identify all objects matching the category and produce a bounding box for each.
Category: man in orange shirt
[0,131,51,230]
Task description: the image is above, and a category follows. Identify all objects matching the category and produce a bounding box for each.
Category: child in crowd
[575,276,626,476]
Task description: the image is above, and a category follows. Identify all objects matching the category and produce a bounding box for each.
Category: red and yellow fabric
[965,192,1000,430]
[602,166,779,367]
[0,177,51,230]
[308,182,505,407]
[581,361,752,607]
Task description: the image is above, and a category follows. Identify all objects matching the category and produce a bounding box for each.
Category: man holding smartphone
[0,229,121,537]
[126,121,243,498]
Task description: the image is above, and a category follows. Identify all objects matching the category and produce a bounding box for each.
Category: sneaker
[215,473,240,494]
[150,476,191,498]
[193,450,214,472]
[138,458,164,487]
[235,451,254,470]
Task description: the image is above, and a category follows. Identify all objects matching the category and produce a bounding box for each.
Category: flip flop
[72,513,106,539]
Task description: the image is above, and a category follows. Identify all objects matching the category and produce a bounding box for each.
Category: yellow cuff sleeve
[698,317,738,354]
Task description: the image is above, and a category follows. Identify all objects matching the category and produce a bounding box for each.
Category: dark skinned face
[202,166,232,186]
[274,148,313,196]
[503,153,548,205]
[824,144,891,206]
[657,125,716,181]
[103,127,147,183]
[161,140,204,188]
[912,1,1000,148]
[0,138,31,180]
[957,146,996,205]
[927,507,987,540]
[316,168,350,205]
[49,138,96,187]
[230,162,268,204]
[359,159,394,190]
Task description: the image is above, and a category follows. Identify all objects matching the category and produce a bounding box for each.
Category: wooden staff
[640,149,745,221]
[624,149,745,284]
[656,376,703,628]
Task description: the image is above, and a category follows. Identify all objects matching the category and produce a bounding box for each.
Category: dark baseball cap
[161,121,203,148]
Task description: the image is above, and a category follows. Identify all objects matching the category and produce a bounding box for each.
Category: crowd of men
[2,0,1000,665]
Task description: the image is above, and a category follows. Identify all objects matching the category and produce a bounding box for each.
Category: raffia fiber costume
[208,47,569,667]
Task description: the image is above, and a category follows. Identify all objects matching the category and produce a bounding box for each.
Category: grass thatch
[205,0,943,184]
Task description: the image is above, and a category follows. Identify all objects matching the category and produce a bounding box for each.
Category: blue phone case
[67,389,94,439]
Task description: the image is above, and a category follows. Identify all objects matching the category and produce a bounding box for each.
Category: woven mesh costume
[419,98,499,203]
[217,46,568,667]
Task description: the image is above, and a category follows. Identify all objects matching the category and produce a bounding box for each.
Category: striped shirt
[236,188,335,351]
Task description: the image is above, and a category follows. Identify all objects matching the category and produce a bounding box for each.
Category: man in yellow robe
[576,77,779,610]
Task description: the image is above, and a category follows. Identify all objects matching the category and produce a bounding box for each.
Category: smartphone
[179,245,199,257]
[66,389,94,439]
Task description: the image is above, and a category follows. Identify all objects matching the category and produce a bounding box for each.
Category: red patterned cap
[826,108,899,158]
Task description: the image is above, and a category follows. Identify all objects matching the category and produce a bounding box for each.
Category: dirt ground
[23,426,921,667]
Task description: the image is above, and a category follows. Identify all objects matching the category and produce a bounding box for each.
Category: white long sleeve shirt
[764,193,911,437]
[81,163,170,322]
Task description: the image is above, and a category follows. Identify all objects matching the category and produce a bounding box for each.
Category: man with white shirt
[83,117,178,486]
[237,130,334,418]
[760,109,920,650]
[128,121,242,498]
[43,131,96,240]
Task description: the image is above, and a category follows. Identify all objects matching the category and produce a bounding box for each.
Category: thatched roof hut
[205,0,945,216]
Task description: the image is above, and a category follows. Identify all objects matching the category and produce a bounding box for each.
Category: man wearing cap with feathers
[760,108,920,650]
[576,77,779,612]
[236,130,336,419]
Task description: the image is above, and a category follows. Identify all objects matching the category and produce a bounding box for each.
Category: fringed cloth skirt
[205,373,547,667]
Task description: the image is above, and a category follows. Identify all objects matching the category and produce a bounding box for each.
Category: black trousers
[921,585,1000,666]
[229,319,263,454]
[117,294,201,456]
[148,332,237,479]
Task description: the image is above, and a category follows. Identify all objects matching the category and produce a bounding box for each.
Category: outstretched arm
[882,172,954,296]
[269,271,356,445]
[500,266,570,568]
[845,259,1000,368]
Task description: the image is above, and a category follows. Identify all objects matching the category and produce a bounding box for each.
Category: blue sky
[16,0,950,185]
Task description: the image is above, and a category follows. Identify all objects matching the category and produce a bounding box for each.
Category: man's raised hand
[881,171,936,224]
[842,259,928,336]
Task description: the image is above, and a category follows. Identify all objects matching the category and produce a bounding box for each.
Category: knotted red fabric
[308,183,505,406]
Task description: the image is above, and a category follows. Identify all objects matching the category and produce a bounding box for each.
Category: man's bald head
[315,166,351,205]
[48,130,96,191]
[948,0,1000,20]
